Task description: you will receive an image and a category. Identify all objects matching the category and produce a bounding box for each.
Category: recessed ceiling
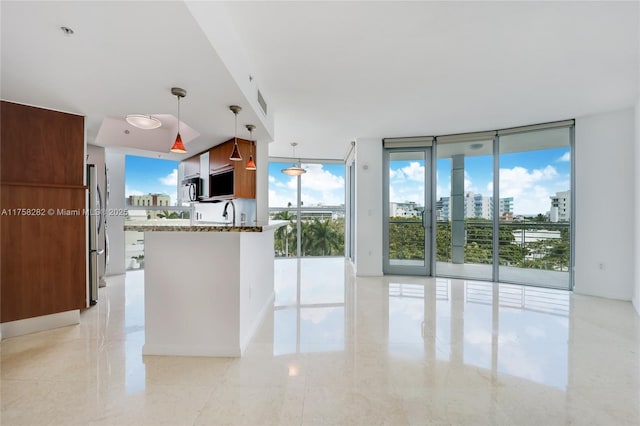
[1,1,270,160]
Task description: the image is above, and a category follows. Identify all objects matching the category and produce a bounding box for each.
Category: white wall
[354,138,383,276]
[575,108,635,301]
[105,149,126,276]
[634,102,640,314]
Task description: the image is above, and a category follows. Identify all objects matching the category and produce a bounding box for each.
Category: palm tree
[272,210,296,256]
[157,210,180,219]
[306,218,341,256]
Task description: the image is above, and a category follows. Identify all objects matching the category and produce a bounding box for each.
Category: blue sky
[392,147,570,216]
[125,155,179,205]
[269,162,345,207]
[127,147,570,215]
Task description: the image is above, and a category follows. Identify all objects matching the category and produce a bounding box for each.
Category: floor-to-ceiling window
[124,155,185,270]
[269,160,345,257]
[498,126,572,288]
[385,119,574,289]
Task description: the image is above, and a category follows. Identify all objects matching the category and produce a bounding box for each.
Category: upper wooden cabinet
[181,138,256,200]
[1,101,84,185]
[209,141,233,172]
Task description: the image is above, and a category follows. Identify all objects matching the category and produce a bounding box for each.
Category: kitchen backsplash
[194,199,256,225]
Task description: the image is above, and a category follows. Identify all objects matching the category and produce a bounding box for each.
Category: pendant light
[281,143,306,176]
[126,114,161,130]
[229,105,242,161]
[170,87,187,153]
[245,124,257,170]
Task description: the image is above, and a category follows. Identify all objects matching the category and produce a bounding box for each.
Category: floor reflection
[273,258,347,355]
[274,258,571,389]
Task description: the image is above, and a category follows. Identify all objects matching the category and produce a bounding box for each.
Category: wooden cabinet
[228,138,256,199]
[181,138,256,200]
[209,142,232,173]
[1,101,86,323]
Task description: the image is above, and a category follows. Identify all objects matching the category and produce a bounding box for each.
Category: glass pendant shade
[245,155,257,170]
[281,142,306,175]
[170,133,186,153]
[229,105,242,161]
[126,114,161,130]
[170,87,187,153]
[281,163,306,176]
[229,142,242,161]
[245,124,257,170]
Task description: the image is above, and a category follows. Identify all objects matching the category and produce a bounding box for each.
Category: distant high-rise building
[550,190,570,222]
[436,194,514,221]
[499,197,514,221]
[436,197,450,221]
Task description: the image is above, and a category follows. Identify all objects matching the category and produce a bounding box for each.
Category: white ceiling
[2,1,638,162]
[224,1,639,159]
[1,1,269,160]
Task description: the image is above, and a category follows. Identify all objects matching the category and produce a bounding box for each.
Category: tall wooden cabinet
[1,101,86,323]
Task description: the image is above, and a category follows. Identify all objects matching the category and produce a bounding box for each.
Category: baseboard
[1,310,80,340]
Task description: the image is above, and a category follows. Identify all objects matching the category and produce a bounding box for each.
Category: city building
[436,194,514,221]
[499,197,514,221]
[550,190,571,222]
[127,194,171,207]
[390,201,422,218]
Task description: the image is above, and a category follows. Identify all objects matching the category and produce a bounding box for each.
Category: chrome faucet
[222,200,236,226]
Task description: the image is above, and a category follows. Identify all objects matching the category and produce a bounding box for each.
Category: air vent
[257,89,267,116]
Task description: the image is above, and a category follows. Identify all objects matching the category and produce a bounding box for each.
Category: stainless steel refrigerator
[87,164,106,305]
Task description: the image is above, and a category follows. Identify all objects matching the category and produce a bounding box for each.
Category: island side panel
[143,231,241,356]
[238,229,276,353]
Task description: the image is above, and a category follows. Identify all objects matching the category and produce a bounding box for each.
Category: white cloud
[159,169,178,186]
[125,185,143,197]
[391,162,424,183]
[402,162,424,182]
[464,170,476,193]
[268,175,276,184]
[389,168,403,181]
[557,151,571,162]
[300,164,344,190]
[498,165,561,215]
[269,188,298,208]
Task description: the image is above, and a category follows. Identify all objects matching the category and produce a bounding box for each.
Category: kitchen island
[124,221,287,357]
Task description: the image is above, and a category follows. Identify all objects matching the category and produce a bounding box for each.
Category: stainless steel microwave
[181,176,202,202]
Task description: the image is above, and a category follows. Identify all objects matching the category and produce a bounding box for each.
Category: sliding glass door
[383,148,432,275]
[436,137,494,281]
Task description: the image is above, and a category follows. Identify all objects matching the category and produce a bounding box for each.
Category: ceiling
[2,1,638,162]
[1,1,269,161]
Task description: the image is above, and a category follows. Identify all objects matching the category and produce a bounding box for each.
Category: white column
[354,137,383,276]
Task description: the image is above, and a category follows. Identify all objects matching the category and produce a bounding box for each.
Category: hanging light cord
[177,94,180,135]
[234,110,238,147]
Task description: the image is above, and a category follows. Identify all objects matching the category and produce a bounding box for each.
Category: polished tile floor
[2,257,639,425]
